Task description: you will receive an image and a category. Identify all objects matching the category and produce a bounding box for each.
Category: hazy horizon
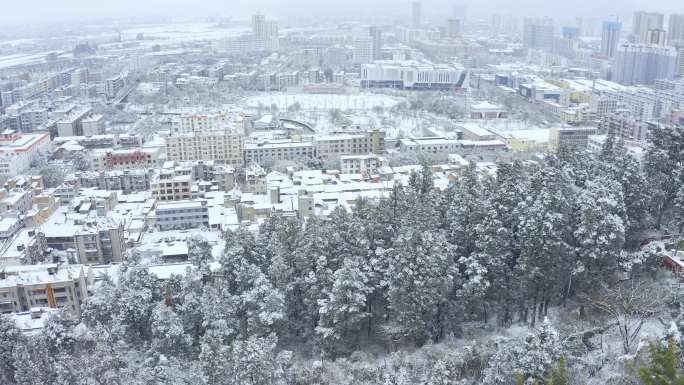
[2,0,683,27]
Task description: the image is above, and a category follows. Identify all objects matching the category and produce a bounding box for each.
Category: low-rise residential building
[151,169,192,201]
[41,208,126,265]
[0,264,88,316]
[0,188,34,215]
[244,140,315,164]
[399,136,508,158]
[313,130,385,159]
[155,200,209,230]
[191,161,236,192]
[340,154,386,174]
[0,130,52,178]
[0,229,47,267]
[78,169,152,194]
[73,220,126,265]
[11,307,59,335]
[90,147,161,171]
[53,134,142,150]
[0,217,22,239]
[244,164,267,193]
[25,194,59,228]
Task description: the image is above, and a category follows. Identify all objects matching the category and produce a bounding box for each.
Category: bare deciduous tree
[581,279,672,355]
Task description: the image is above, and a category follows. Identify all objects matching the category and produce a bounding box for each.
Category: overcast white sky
[1,0,682,25]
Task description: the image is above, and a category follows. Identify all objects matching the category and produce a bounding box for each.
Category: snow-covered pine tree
[316,256,372,355]
[573,177,626,294]
[644,124,684,229]
[386,229,456,345]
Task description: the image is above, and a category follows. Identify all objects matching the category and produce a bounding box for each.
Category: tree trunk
[544,299,549,317]
[366,300,372,340]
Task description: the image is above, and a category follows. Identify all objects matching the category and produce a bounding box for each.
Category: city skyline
[2,0,684,26]
[1,1,684,384]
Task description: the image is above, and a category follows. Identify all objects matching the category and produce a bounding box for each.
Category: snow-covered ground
[0,51,65,70]
[239,92,470,139]
[242,92,403,112]
[119,23,247,42]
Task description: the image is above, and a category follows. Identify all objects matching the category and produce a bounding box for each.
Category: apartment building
[0,217,21,240]
[151,169,192,201]
[0,130,52,178]
[73,219,127,265]
[41,211,126,265]
[90,147,161,171]
[0,188,34,215]
[155,200,209,230]
[166,131,244,165]
[244,164,268,193]
[590,95,620,120]
[614,44,677,86]
[0,229,48,267]
[244,140,315,164]
[605,87,659,121]
[105,73,126,99]
[81,114,105,136]
[5,102,49,132]
[78,169,151,194]
[0,264,88,316]
[523,17,555,50]
[56,107,93,137]
[175,112,243,133]
[313,130,385,159]
[340,154,386,174]
[599,110,649,142]
[191,161,236,192]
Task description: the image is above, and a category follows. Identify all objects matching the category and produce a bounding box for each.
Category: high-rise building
[614,43,677,85]
[632,11,664,43]
[453,4,467,22]
[446,18,461,39]
[574,16,601,37]
[353,37,373,64]
[562,26,581,39]
[412,1,421,27]
[647,28,667,46]
[369,26,383,61]
[252,13,267,40]
[491,14,518,34]
[251,13,279,51]
[601,21,622,58]
[523,17,555,51]
[676,47,684,76]
[668,14,684,45]
[266,21,279,51]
